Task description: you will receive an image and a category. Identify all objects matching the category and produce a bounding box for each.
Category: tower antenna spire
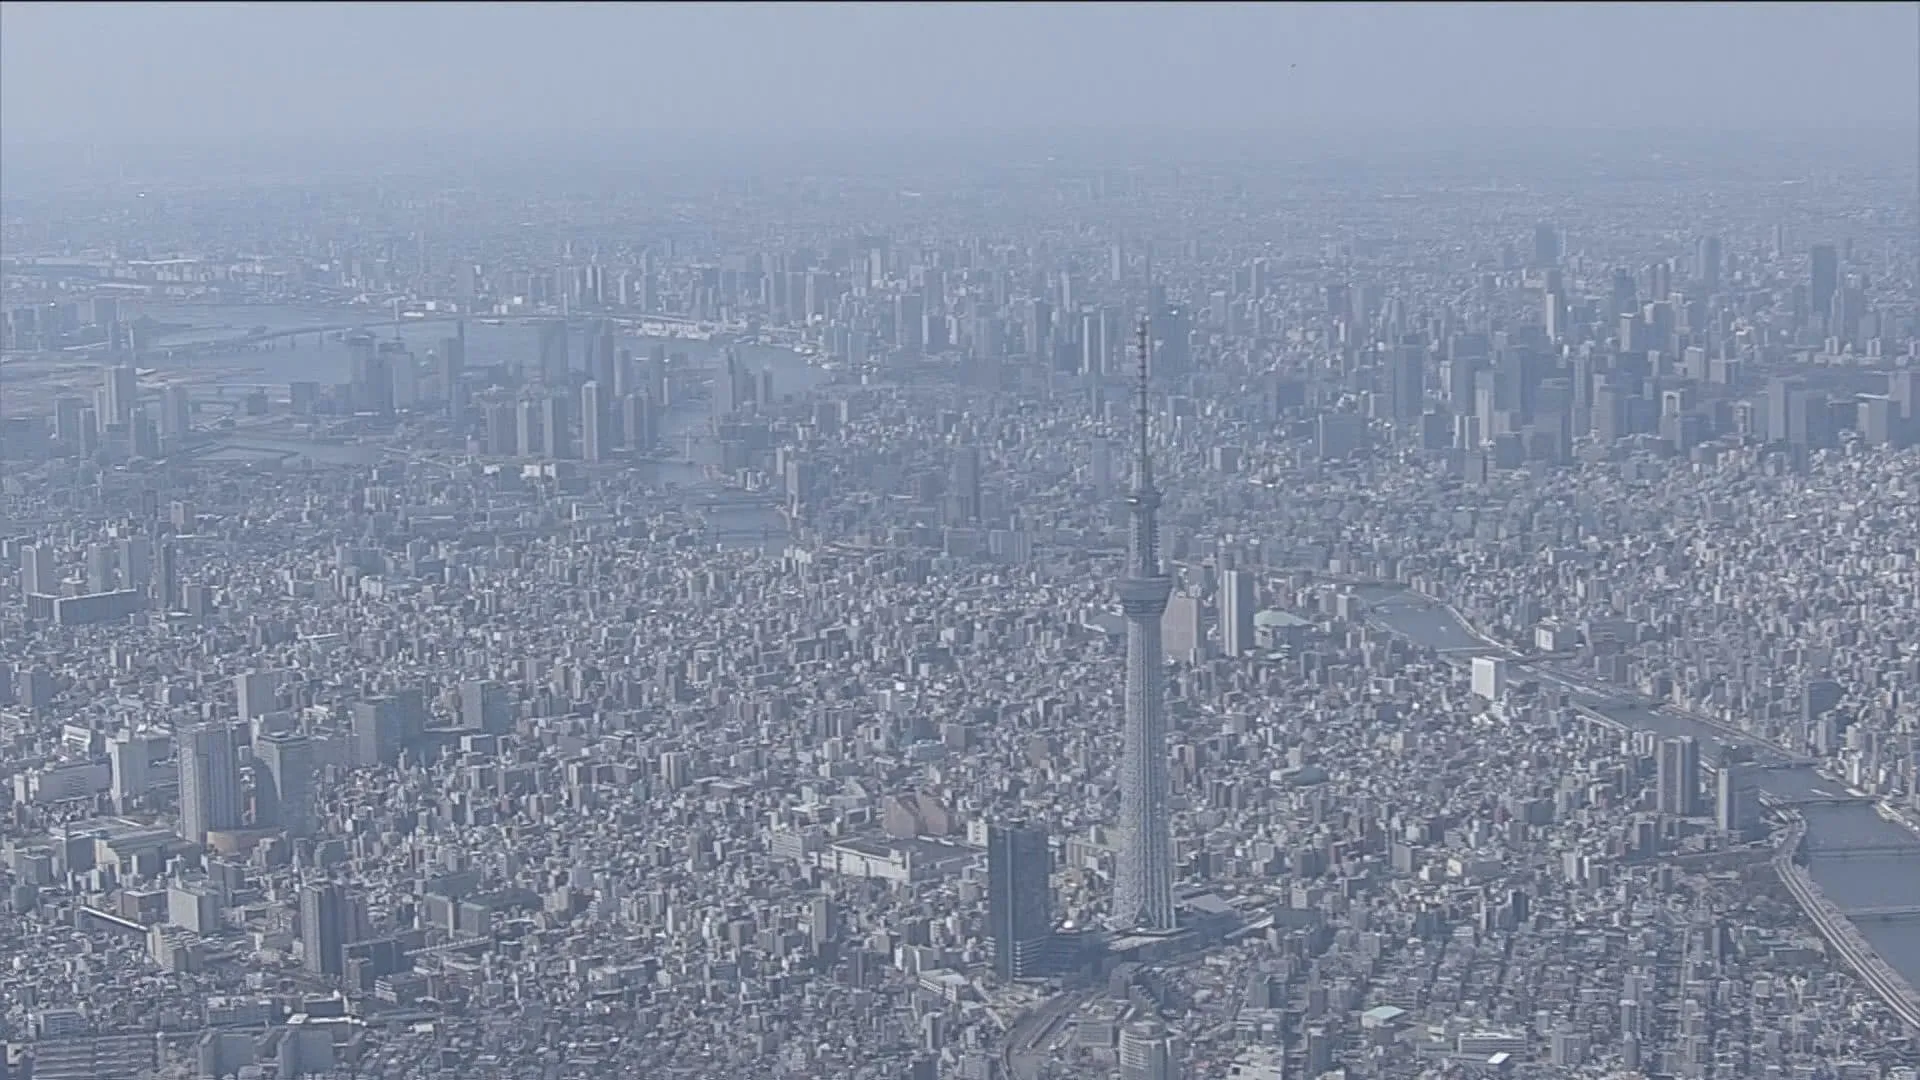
[1134,316,1152,496]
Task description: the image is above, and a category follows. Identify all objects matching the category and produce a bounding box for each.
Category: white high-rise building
[1659,736,1702,817]
[581,381,605,463]
[119,537,152,591]
[1221,570,1256,657]
[103,363,138,427]
[20,543,59,595]
[109,731,167,809]
[1119,1020,1179,1080]
[1471,656,1508,701]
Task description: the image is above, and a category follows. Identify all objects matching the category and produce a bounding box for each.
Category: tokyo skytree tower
[1113,317,1176,933]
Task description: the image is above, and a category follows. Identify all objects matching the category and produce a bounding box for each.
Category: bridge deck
[1840,905,1920,921]
[1805,843,1917,861]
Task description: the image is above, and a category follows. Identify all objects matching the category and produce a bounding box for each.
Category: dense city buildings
[3,29,1920,1080]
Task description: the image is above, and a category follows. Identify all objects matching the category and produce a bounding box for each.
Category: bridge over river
[111,310,751,362]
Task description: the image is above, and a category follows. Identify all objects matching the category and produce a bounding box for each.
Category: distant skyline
[3,1,1917,153]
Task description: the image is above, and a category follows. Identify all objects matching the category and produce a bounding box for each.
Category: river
[128,302,828,546]
[1364,588,1920,991]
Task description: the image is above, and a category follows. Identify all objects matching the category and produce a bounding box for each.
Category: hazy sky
[2,1,1917,147]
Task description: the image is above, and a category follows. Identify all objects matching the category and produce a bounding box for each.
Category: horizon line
[5,122,1917,150]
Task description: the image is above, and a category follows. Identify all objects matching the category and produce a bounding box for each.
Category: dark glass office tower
[1532,222,1561,267]
[300,882,348,977]
[1809,243,1838,328]
[255,732,316,838]
[987,823,1052,980]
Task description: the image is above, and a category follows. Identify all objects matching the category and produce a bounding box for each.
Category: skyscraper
[623,392,656,451]
[353,691,423,768]
[160,384,192,441]
[86,543,117,593]
[20,543,58,596]
[591,321,617,391]
[951,446,982,523]
[987,823,1053,981]
[1716,758,1758,838]
[1385,346,1425,423]
[256,731,316,837]
[1657,736,1701,817]
[1115,319,1176,934]
[155,540,180,611]
[1809,243,1839,328]
[119,537,151,592]
[460,679,513,734]
[646,343,668,404]
[1221,570,1256,658]
[300,882,349,977]
[581,381,605,463]
[439,333,466,420]
[1150,302,1191,380]
[538,320,569,384]
[345,333,392,415]
[178,722,243,845]
[235,670,276,724]
[1696,235,1722,293]
[1532,223,1561,268]
[543,394,572,459]
[714,349,742,421]
[103,363,138,428]
[516,399,543,458]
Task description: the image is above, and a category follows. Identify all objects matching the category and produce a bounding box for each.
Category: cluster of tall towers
[477,324,666,461]
[176,672,319,847]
